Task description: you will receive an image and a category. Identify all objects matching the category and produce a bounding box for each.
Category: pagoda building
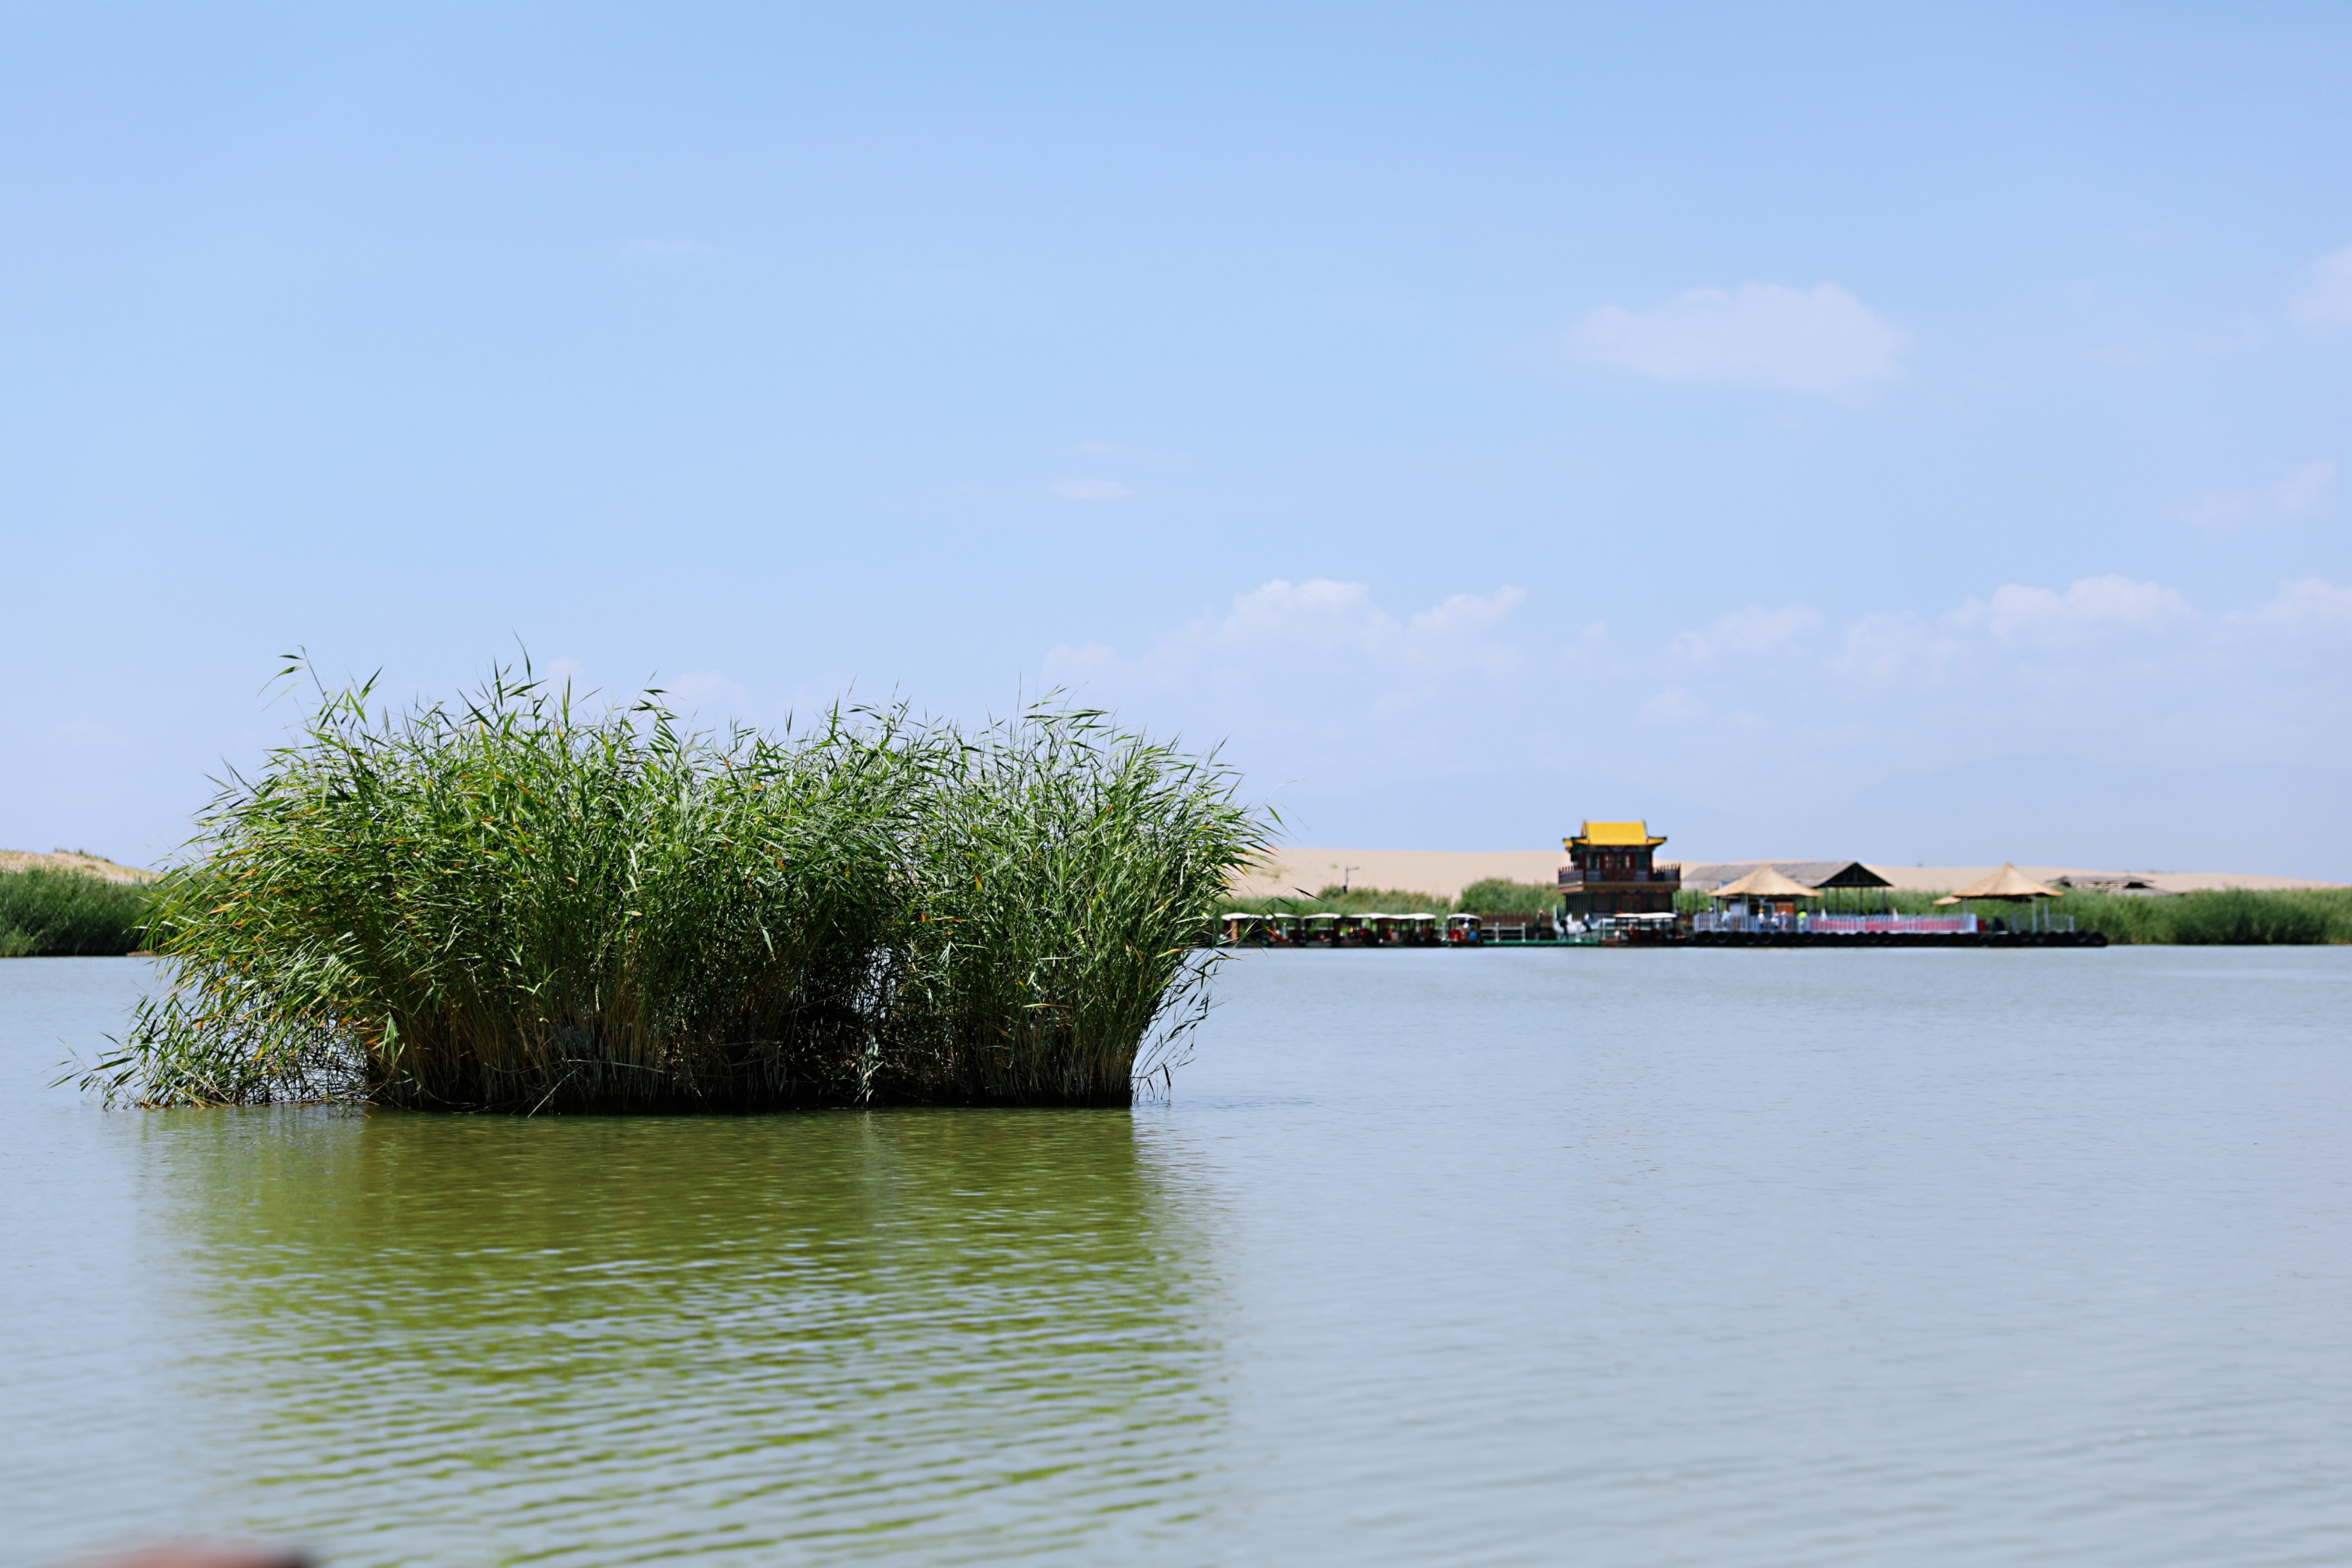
[1559,820,1680,918]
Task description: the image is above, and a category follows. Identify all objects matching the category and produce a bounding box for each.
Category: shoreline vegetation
[14,865,2349,975]
[1222,878,1558,918]
[1226,881,2352,944]
[1674,886,2352,944]
[0,867,155,956]
[84,663,1268,1112]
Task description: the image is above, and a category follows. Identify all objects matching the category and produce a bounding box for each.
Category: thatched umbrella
[1946,863,2064,900]
[1710,865,1823,901]
[1933,862,2064,931]
[1707,864,1819,929]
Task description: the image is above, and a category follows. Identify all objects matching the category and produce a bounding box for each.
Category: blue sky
[5,3,2349,876]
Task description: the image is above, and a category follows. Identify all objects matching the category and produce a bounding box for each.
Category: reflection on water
[11,950,2352,1567]
[147,1108,1222,1564]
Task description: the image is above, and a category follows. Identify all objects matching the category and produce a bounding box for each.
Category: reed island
[88,664,1267,1112]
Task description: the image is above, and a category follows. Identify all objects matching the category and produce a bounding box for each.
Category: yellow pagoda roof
[1568,820,1667,848]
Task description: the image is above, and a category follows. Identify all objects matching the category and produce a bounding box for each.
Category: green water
[189,1114,1218,1552]
[9,949,2352,1564]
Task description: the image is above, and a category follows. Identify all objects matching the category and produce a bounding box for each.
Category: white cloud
[1042,640,1119,681]
[1561,620,1618,677]
[1409,587,1527,648]
[1831,610,1950,691]
[1645,573,2352,780]
[1951,575,2194,642]
[1204,577,1395,658]
[662,669,750,711]
[1670,603,1823,663]
[1050,478,1132,501]
[2274,460,2338,515]
[1640,686,1710,724]
[2178,489,2255,530]
[1042,577,1529,695]
[1191,578,1524,667]
[2257,577,2352,630]
[1030,571,2351,846]
[1575,282,1908,396]
[1037,576,1546,799]
[2290,242,2352,329]
[2177,460,2337,530]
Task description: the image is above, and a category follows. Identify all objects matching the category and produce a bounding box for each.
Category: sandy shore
[1232,847,2342,901]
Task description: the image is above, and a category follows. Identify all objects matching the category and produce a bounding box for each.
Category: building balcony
[1557,867,1681,887]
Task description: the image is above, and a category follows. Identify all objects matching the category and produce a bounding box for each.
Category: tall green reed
[886,710,1258,1104]
[89,663,1267,1111]
[0,869,154,957]
[1455,878,1559,914]
[2058,887,2349,944]
[1222,885,1453,917]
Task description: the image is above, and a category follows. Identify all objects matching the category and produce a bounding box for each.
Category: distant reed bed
[0,869,153,957]
[2058,888,2351,944]
[1673,885,2351,942]
[1222,877,1559,918]
[89,664,1266,1111]
[1453,878,1561,915]
[1222,885,1453,917]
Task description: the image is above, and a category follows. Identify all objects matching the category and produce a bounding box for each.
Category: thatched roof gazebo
[1710,865,1823,901]
[1932,863,2067,933]
[1932,864,2064,905]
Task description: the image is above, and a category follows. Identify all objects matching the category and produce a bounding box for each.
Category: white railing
[1694,912,1981,935]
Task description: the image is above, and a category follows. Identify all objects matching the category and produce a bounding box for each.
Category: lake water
[5,948,2351,1566]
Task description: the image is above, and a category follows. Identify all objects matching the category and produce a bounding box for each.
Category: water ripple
[8,950,2352,1564]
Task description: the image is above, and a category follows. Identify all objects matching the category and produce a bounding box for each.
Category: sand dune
[0,849,159,885]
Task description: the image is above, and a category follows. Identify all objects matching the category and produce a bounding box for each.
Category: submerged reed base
[89,663,1268,1112]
